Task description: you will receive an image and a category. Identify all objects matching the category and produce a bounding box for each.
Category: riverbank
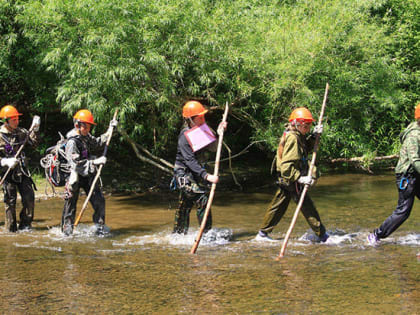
[97,155,398,194]
[9,152,397,203]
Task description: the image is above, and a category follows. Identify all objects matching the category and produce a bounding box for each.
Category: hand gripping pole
[74,109,118,227]
[190,102,229,254]
[277,83,329,260]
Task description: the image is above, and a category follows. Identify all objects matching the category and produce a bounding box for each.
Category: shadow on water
[109,226,157,237]
[230,231,259,241]
[0,172,418,313]
[33,218,48,223]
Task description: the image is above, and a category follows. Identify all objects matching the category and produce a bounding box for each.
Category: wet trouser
[374,173,419,239]
[61,175,105,229]
[173,190,212,234]
[259,183,326,237]
[3,176,35,232]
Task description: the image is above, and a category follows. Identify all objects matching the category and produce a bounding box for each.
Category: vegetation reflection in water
[0,173,418,313]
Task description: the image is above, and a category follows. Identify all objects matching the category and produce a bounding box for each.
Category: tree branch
[329,155,398,163]
[119,128,173,174]
[218,140,267,162]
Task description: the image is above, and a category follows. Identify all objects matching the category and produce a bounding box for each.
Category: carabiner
[399,177,409,190]
[169,176,177,191]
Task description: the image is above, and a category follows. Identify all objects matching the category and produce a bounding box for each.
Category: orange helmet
[288,107,315,123]
[415,102,420,120]
[73,109,96,125]
[182,101,208,118]
[0,105,22,119]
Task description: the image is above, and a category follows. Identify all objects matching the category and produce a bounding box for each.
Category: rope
[39,142,72,196]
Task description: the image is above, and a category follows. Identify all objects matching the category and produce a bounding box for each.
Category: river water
[0,173,418,314]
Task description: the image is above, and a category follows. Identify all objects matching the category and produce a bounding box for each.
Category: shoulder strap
[277,131,288,162]
[271,130,289,175]
[0,129,23,146]
[67,135,85,149]
[0,132,10,145]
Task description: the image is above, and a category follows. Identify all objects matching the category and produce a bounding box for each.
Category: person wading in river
[172,101,226,235]
[256,107,329,242]
[368,102,420,245]
[61,109,117,236]
[0,105,40,232]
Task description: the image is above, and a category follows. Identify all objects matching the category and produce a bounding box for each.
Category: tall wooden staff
[74,109,118,227]
[190,102,229,254]
[277,83,329,260]
[0,116,40,186]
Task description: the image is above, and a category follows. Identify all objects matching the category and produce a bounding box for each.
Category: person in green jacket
[256,107,329,242]
[367,102,420,245]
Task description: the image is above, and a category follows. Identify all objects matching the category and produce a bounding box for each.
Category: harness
[171,165,206,194]
[1,132,26,156]
[0,130,32,182]
[171,127,208,194]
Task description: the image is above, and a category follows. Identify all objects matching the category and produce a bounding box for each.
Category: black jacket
[174,127,209,181]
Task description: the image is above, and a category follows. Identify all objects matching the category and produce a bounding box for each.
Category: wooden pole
[0,116,39,186]
[190,102,229,254]
[74,109,118,227]
[276,83,329,260]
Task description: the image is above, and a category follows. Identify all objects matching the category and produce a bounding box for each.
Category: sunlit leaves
[0,0,418,160]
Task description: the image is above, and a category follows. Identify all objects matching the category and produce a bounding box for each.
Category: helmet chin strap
[289,120,306,134]
[187,117,196,127]
[4,119,15,132]
[75,121,89,135]
[290,119,300,126]
[75,121,87,128]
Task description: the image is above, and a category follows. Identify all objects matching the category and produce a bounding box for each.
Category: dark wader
[62,175,105,229]
[375,172,420,239]
[173,167,211,234]
[3,175,35,232]
[260,180,326,237]
[0,127,38,232]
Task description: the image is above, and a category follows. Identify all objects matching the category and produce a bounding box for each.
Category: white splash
[395,233,420,246]
[44,224,112,241]
[14,241,62,252]
[112,228,233,247]
[296,229,357,246]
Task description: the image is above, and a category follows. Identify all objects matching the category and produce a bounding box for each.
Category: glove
[217,121,227,136]
[68,171,78,186]
[297,175,315,186]
[313,124,323,135]
[30,115,41,132]
[1,157,18,169]
[109,119,118,128]
[105,119,118,138]
[92,156,107,165]
[206,174,219,184]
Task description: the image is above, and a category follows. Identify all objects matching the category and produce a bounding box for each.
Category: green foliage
[0,0,418,164]
[0,0,57,112]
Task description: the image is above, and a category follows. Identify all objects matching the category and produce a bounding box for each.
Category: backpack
[270,130,288,177]
[40,133,72,187]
